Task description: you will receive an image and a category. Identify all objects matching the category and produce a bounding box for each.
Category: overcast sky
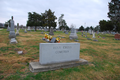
[0,0,111,28]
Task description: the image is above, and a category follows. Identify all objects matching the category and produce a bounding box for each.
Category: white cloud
[0,0,111,28]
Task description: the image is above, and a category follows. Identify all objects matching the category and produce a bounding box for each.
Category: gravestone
[16,23,19,36]
[50,37,56,43]
[9,16,16,39]
[49,27,54,35]
[92,32,95,38]
[93,39,98,42]
[7,22,10,31]
[27,26,31,31]
[85,33,87,37]
[24,26,27,33]
[29,43,88,72]
[65,31,68,34]
[88,29,92,35]
[81,32,83,36]
[44,27,47,32]
[69,28,78,39]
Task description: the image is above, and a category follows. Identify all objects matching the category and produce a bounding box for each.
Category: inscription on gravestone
[39,43,80,65]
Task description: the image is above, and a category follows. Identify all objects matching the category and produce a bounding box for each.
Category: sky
[0,0,111,28]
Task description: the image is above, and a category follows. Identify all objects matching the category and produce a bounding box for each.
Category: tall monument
[9,16,17,44]
[9,16,16,38]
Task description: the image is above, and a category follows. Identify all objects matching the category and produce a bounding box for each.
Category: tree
[85,27,90,31]
[99,20,114,31]
[43,9,57,31]
[78,26,84,31]
[90,26,93,30]
[27,12,42,31]
[5,19,11,27]
[94,25,100,32]
[58,14,68,30]
[108,0,120,32]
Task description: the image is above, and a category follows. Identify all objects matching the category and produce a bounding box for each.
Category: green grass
[0,29,120,80]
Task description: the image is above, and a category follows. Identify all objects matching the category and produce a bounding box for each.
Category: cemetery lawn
[0,29,120,80]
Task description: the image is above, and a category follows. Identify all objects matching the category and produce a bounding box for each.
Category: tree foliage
[108,0,120,32]
[58,14,68,30]
[27,9,57,31]
[78,26,84,31]
[99,20,114,31]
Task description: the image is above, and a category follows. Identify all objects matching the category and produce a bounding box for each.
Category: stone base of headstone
[49,32,54,35]
[9,31,16,39]
[16,33,19,36]
[87,38,91,40]
[29,59,88,72]
[41,32,44,34]
[24,31,27,33]
[93,39,98,42]
[10,38,17,44]
[74,40,79,42]
[69,33,78,39]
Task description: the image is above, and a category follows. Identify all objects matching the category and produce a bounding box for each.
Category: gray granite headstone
[49,27,54,35]
[7,23,10,31]
[27,26,31,31]
[69,27,78,39]
[50,37,56,43]
[92,32,95,38]
[24,26,27,33]
[9,16,16,39]
[16,23,19,36]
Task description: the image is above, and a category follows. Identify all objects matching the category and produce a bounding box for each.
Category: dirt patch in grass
[0,43,7,47]
[80,55,93,62]
[0,56,34,64]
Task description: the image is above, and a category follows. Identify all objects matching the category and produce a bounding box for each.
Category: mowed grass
[0,28,120,80]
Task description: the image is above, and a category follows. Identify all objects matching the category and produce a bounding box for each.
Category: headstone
[44,27,47,32]
[69,28,78,39]
[81,32,83,36]
[50,37,56,43]
[88,29,92,35]
[93,39,98,42]
[92,32,95,38]
[87,38,91,40]
[9,16,16,39]
[85,34,87,37]
[115,34,120,40]
[24,26,27,33]
[27,26,31,31]
[16,23,19,35]
[29,43,88,72]
[54,29,56,32]
[18,51,23,55]
[7,23,10,31]
[49,27,54,35]
[65,31,68,34]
